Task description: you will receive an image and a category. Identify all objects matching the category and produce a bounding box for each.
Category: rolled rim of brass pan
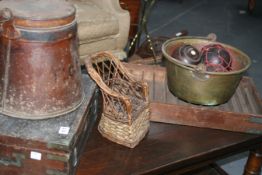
[162,36,251,75]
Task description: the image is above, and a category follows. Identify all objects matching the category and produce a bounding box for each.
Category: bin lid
[0,0,75,28]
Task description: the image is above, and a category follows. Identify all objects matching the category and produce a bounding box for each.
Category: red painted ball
[200,44,232,72]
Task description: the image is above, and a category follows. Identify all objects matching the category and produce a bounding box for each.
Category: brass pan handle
[192,63,210,81]
[190,33,217,81]
[206,33,217,42]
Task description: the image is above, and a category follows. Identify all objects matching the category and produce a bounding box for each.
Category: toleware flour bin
[0,0,83,119]
[162,36,251,105]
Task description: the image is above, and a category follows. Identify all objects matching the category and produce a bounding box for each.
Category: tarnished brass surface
[162,36,251,105]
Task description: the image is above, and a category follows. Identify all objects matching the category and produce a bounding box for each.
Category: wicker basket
[85,52,150,148]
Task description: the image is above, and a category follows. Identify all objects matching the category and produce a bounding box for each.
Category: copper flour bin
[0,0,83,119]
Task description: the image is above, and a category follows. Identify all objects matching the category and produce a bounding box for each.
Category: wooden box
[126,64,262,134]
[0,75,98,175]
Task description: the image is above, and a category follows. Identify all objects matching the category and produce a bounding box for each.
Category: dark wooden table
[76,119,262,175]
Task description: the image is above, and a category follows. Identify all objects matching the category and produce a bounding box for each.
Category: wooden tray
[126,63,262,134]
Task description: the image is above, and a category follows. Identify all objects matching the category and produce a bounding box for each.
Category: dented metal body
[0,0,83,119]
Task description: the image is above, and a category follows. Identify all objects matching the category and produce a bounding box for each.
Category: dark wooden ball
[171,44,201,65]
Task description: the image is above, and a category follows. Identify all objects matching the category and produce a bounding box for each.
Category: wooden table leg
[243,146,262,175]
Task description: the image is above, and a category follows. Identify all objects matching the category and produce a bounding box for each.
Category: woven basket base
[98,108,150,148]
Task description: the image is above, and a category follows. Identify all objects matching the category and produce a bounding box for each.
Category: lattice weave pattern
[85,52,150,148]
[86,52,149,125]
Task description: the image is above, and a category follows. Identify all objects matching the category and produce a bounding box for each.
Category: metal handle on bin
[0,8,20,39]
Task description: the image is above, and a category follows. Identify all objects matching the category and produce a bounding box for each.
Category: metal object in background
[162,36,251,105]
[135,30,188,59]
[128,0,157,62]
[0,0,83,119]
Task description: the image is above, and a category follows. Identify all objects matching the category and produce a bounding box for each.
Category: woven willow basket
[85,52,150,148]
